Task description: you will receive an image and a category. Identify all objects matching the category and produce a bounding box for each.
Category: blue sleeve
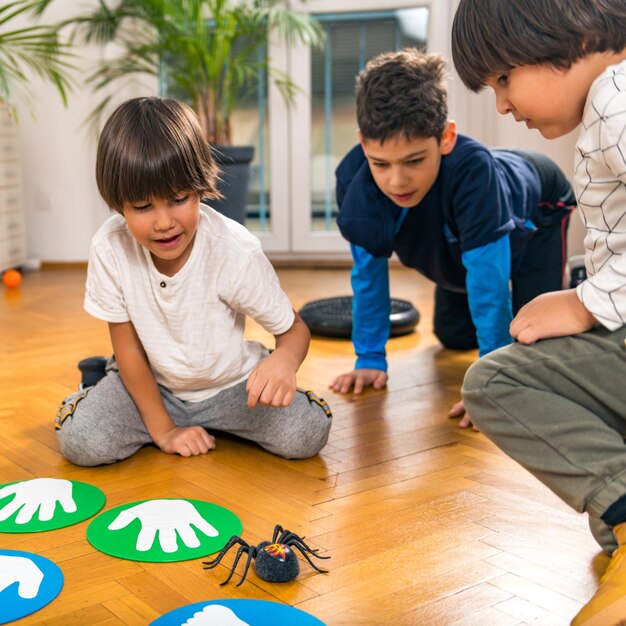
[350,243,390,371]
[461,236,513,357]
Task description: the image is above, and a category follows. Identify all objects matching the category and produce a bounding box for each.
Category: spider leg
[290,542,330,573]
[221,543,250,586]
[281,533,323,555]
[272,524,284,543]
[202,535,242,569]
[235,546,258,587]
[276,529,309,547]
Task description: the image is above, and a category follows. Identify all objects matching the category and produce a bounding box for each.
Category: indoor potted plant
[64,0,324,224]
[0,0,73,117]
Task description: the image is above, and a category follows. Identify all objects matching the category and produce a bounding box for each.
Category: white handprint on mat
[108,499,218,553]
[0,554,43,599]
[0,478,76,524]
[182,604,250,626]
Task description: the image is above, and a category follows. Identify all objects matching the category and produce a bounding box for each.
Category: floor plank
[0,266,604,625]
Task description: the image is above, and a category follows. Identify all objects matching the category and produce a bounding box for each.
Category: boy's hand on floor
[510,289,597,344]
[156,425,216,457]
[448,399,479,430]
[329,369,388,394]
[246,355,297,408]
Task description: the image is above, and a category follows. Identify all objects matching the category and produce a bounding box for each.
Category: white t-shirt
[84,206,295,401]
[575,59,626,330]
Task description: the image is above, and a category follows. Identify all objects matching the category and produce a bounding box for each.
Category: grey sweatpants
[462,325,626,554]
[56,364,332,467]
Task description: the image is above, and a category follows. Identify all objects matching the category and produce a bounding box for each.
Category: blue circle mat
[151,599,326,625]
[0,549,64,624]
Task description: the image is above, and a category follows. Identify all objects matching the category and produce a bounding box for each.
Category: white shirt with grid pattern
[575,59,626,330]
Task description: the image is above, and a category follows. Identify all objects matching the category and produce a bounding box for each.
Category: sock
[601,494,626,527]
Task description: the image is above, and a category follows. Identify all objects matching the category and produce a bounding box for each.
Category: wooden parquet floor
[0,266,606,625]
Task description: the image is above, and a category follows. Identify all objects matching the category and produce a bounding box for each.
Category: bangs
[112,135,213,205]
[451,9,513,92]
[452,0,585,92]
[96,97,219,212]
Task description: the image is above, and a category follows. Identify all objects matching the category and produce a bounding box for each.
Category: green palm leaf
[0,0,74,117]
[65,0,323,143]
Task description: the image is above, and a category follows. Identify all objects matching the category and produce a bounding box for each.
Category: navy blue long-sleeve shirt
[336,135,541,365]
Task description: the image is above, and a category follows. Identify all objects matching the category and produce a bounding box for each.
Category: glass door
[288,0,449,256]
[178,0,454,257]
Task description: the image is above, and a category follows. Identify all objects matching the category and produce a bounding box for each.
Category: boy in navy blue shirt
[330,49,575,426]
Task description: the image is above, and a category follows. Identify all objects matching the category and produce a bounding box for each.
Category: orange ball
[2,269,22,289]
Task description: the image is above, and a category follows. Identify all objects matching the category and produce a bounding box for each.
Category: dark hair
[452,0,626,92]
[96,97,221,213]
[356,49,448,143]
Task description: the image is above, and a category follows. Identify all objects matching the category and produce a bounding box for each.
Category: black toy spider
[203,524,330,586]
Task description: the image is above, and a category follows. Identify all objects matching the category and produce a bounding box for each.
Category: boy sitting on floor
[56,97,332,466]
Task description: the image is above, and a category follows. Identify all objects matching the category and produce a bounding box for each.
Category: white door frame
[281,0,451,258]
[251,40,292,253]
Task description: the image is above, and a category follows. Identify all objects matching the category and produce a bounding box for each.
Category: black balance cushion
[299,296,419,339]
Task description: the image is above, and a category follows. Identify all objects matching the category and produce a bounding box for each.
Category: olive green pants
[462,325,626,554]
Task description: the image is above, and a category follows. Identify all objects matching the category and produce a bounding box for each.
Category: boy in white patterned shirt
[452,0,626,623]
[56,97,332,466]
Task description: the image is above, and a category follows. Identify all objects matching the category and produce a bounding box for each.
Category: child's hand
[246,353,297,408]
[329,369,388,394]
[510,289,597,344]
[156,425,216,457]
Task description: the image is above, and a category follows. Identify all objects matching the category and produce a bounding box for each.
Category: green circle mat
[0,478,106,533]
[87,498,242,562]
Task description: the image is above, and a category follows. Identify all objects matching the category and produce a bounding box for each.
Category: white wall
[14,0,156,264]
[18,75,106,263]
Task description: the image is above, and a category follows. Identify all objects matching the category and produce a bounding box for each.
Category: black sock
[602,494,626,527]
[78,356,108,388]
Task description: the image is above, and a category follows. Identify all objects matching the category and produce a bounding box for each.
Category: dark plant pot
[209,145,255,225]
